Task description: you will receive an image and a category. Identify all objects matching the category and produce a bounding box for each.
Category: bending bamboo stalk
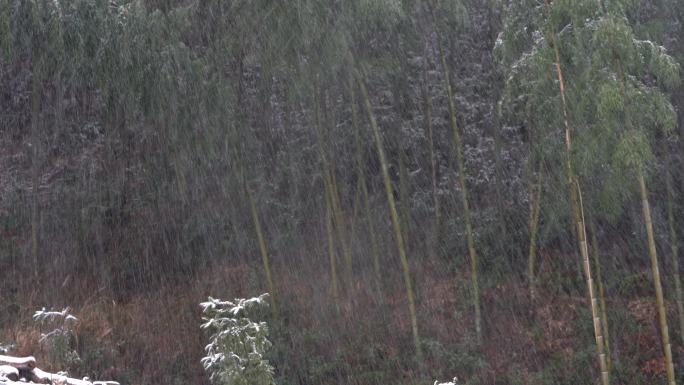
[541,0,610,382]
[590,220,611,370]
[242,165,278,318]
[350,75,381,282]
[432,8,482,344]
[639,173,676,385]
[664,143,684,343]
[527,159,543,301]
[325,186,340,300]
[354,65,423,361]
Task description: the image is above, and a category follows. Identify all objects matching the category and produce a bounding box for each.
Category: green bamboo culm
[354,64,423,362]
[527,158,543,301]
[541,1,610,382]
[242,165,278,319]
[589,219,611,370]
[431,4,482,345]
[349,74,381,284]
[314,83,342,300]
[316,85,354,291]
[602,6,677,380]
[576,183,611,385]
[664,142,684,344]
[325,185,340,301]
[30,54,41,284]
[639,173,676,385]
[421,51,441,255]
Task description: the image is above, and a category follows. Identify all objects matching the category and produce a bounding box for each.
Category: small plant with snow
[434,377,458,385]
[200,294,274,385]
[33,307,80,370]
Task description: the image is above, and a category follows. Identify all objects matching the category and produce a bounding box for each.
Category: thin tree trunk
[242,167,278,319]
[232,48,276,317]
[355,65,422,361]
[325,186,339,301]
[528,158,542,301]
[330,161,352,276]
[494,100,507,245]
[421,65,441,251]
[665,142,684,343]
[398,150,411,247]
[349,179,362,240]
[350,76,381,282]
[31,62,41,283]
[316,86,353,288]
[434,20,482,345]
[589,220,611,370]
[639,172,676,385]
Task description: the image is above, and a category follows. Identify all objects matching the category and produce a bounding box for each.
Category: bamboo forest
[2,0,684,384]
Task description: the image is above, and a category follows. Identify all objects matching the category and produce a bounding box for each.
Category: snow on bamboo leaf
[200,294,274,385]
[434,378,458,385]
[33,307,81,368]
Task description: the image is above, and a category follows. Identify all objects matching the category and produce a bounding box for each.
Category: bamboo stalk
[542,1,610,382]
[576,183,611,385]
[355,65,423,361]
[242,165,278,318]
[528,158,543,301]
[317,87,353,286]
[664,143,684,343]
[590,220,611,370]
[325,186,339,300]
[330,161,353,276]
[31,61,41,283]
[434,17,482,344]
[398,150,411,246]
[350,75,381,282]
[421,61,441,248]
[609,31,676,383]
[639,173,676,385]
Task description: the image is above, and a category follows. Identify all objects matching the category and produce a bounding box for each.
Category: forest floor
[0,257,676,385]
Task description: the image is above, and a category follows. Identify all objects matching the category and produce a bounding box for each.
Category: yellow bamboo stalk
[242,171,278,318]
[317,87,353,283]
[589,220,611,370]
[434,20,482,344]
[398,151,411,244]
[421,66,441,244]
[31,61,41,283]
[542,1,610,382]
[350,76,381,281]
[528,159,543,301]
[639,173,676,385]
[611,38,676,384]
[325,186,340,300]
[576,183,611,385]
[349,179,363,240]
[355,66,423,361]
[664,144,684,343]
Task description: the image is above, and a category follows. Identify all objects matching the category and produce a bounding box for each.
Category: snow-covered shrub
[33,307,80,369]
[200,294,274,385]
